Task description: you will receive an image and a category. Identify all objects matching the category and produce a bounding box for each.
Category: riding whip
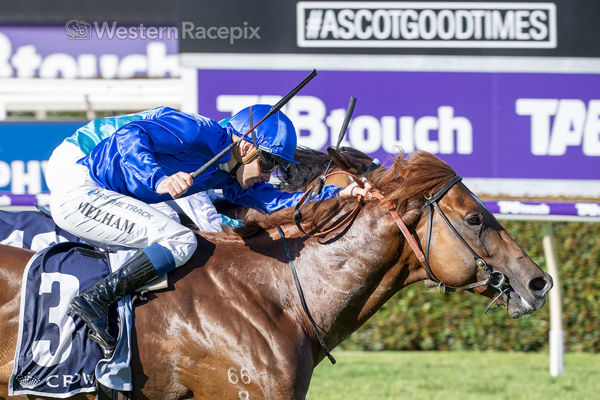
[293,96,357,226]
[191,69,318,179]
[318,96,356,189]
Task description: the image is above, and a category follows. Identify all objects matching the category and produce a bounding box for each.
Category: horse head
[366,151,553,319]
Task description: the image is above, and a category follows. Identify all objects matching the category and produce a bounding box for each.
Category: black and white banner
[297,2,556,48]
[178,0,600,57]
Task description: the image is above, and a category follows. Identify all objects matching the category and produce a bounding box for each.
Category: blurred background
[0,0,598,398]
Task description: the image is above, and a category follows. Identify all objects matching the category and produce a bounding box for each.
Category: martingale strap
[370,191,428,266]
[276,226,336,364]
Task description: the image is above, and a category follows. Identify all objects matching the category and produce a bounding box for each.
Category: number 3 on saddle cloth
[9,242,135,398]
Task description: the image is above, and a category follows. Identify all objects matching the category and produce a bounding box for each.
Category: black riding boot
[70,250,158,356]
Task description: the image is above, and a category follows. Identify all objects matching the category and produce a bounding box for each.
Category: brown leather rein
[293,171,365,237]
[294,172,511,308]
[282,172,511,365]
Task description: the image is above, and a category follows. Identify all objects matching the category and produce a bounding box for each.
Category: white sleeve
[174,192,224,233]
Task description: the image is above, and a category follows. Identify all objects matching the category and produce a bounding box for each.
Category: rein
[293,171,364,237]
[279,172,510,365]
[276,226,336,365]
[280,171,362,364]
[372,175,510,313]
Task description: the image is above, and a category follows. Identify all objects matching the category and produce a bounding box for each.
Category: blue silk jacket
[77,107,340,213]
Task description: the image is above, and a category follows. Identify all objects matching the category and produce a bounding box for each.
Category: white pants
[46,142,220,267]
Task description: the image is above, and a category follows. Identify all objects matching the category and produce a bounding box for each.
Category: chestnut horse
[0,151,552,400]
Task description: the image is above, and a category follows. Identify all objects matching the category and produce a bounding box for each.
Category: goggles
[257,151,284,174]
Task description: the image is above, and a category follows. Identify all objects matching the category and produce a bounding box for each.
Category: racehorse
[0,150,552,399]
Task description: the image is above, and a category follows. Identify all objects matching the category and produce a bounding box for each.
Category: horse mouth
[504,289,546,319]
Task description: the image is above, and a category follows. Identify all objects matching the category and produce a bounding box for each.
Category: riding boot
[69,250,159,356]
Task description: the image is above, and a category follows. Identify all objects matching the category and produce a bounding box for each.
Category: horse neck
[292,204,424,350]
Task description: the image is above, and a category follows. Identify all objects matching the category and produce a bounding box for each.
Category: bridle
[280,172,511,365]
[371,175,511,314]
[294,172,512,312]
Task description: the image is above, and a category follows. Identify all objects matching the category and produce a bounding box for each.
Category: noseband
[372,175,510,314]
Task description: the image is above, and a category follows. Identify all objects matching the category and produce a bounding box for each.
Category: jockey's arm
[110,110,230,195]
[221,180,342,214]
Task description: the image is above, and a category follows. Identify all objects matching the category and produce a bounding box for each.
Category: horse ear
[327,146,369,175]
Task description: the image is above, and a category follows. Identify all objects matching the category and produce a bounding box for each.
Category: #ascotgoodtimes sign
[179,0,599,57]
[296,1,556,48]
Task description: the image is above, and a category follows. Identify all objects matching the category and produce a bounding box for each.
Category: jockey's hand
[339,178,373,200]
[157,171,193,199]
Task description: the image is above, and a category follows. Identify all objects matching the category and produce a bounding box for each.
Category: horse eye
[466,214,483,226]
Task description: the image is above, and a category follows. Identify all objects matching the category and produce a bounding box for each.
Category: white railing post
[542,221,564,376]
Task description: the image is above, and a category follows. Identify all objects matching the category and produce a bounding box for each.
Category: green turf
[308,351,600,400]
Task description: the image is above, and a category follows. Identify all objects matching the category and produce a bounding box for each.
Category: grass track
[308,351,599,400]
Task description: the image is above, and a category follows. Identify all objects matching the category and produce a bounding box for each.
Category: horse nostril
[529,277,550,295]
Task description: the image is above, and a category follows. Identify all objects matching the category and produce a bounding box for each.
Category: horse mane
[275,146,375,191]
[275,146,331,191]
[235,151,456,238]
[370,150,457,214]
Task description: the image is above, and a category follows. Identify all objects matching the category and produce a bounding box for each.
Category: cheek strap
[238,106,261,165]
[240,147,259,164]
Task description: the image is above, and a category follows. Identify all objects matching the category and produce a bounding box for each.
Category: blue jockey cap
[227,104,299,164]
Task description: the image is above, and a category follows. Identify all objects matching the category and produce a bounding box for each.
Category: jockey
[46,110,224,233]
[47,105,371,355]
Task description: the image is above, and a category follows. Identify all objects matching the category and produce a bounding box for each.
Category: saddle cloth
[0,209,77,250]
[8,242,132,397]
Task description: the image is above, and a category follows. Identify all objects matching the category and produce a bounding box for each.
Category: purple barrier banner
[196,69,600,193]
[0,194,50,207]
[3,192,599,221]
[0,24,178,78]
[486,200,600,219]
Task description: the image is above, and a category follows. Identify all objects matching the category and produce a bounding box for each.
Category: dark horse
[276,146,378,190]
[213,146,378,220]
[0,151,552,399]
